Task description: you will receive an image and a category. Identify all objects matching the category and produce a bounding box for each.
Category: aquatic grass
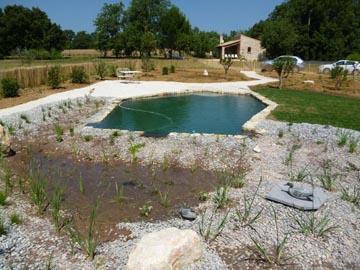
[67,201,99,260]
[235,178,263,229]
[128,143,145,163]
[53,123,64,142]
[50,186,69,232]
[157,190,170,208]
[341,186,360,208]
[213,186,230,209]
[199,208,229,243]
[114,183,126,204]
[20,114,31,124]
[29,169,48,214]
[78,174,85,195]
[291,212,337,237]
[10,212,22,225]
[249,207,292,266]
[139,203,153,217]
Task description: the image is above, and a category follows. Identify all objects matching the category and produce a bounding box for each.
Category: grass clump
[53,123,64,142]
[336,129,351,147]
[291,212,337,237]
[128,143,145,163]
[213,186,230,209]
[50,187,69,232]
[83,135,93,142]
[349,136,359,153]
[235,179,263,229]
[94,61,107,80]
[249,206,292,266]
[199,208,229,243]
[218,171,246,189]
[29,169,48,214]
[162,66,169,75]
[289,166,309,182]
[10,212,22,225]
[67,202,99,260]
[139,203,152,217]
[318,160,339,191]
[198,191,209,201]
[170,65,175,73]
[0,216,6,236]
[20,114,31,124]
[341,186,360,208]
[157,190,170,208]
[114,183,126,204]
[0,190,8,206]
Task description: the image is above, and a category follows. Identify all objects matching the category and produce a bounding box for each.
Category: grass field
[253,87,360,131]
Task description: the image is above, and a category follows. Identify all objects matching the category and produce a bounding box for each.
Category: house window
[247,47,252,54]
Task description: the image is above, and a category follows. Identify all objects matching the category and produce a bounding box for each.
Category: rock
[203,70,208,76]
[179,208,197,221]
[127,227,202,270]
[253,145,261,153]
[0,124,12,156]
[304,80,315,84]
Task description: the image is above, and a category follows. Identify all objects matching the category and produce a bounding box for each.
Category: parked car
[319,60,360,74]
[261,56,305,72]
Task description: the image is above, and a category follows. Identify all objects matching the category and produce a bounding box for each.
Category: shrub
[170,65,175,73]
[70,66,89,84]
[108,64,118,77]
[48,66,62,89]
[94,61,107,80]
[141,57,155,73]
[347,52,360,61]
[273,57,296,89]
[1,78,20,97]
[162,66,169,75]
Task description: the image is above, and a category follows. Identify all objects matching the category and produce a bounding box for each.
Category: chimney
[220,34,224,44]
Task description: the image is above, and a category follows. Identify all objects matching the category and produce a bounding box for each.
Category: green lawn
[253,87,360,131]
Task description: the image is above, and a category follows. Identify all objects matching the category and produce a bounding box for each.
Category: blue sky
[0,0,284,33]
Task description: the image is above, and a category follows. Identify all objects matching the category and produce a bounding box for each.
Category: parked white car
[319,60,360,74]
[261,56,305,72]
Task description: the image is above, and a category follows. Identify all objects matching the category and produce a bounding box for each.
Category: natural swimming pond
[94,93,266,135]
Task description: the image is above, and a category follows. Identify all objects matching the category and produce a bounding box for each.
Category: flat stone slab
[266,181,328,210]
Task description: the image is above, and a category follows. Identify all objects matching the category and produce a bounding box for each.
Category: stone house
[217,34,265,61]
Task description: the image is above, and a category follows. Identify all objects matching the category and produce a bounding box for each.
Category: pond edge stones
[127,227,203,270]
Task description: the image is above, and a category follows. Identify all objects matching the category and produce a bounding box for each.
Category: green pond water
[93,93,266,135]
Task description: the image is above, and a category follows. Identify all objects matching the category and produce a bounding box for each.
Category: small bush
[170,65,175,73]
[162,66,169,75]
[83,135,93,142]
[108,64,118,77]
[141,57,155,72]
[48,66,62,89]
[94,61,107,80]
[330,66,348,89]
[70,66,89,84]
[1,78,20,97]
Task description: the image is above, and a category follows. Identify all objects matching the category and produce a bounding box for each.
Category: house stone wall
[239,35,265,61]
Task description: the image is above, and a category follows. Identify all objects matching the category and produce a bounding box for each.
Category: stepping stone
[266,181,328,210]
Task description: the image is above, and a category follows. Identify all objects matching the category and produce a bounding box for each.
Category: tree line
[0,1,219,59]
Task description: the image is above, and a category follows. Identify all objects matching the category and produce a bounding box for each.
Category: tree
[273,57,296,89]
[247,0,360,60]
[141,32,157,57]
[72,31,94,49]
[260,20,298,58]
[220,58,234,75]
[160,6,191,58]
[63,30,75,49]
[94,2,125,57]
[0,5,66,56]
[331,67,348,89]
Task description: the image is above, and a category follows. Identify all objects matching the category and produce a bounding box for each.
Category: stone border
[82,89,277,137]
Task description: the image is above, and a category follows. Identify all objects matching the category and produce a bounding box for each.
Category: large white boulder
[127,227,202,270]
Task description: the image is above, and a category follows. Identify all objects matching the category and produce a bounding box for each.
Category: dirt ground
[261,70,360,98]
